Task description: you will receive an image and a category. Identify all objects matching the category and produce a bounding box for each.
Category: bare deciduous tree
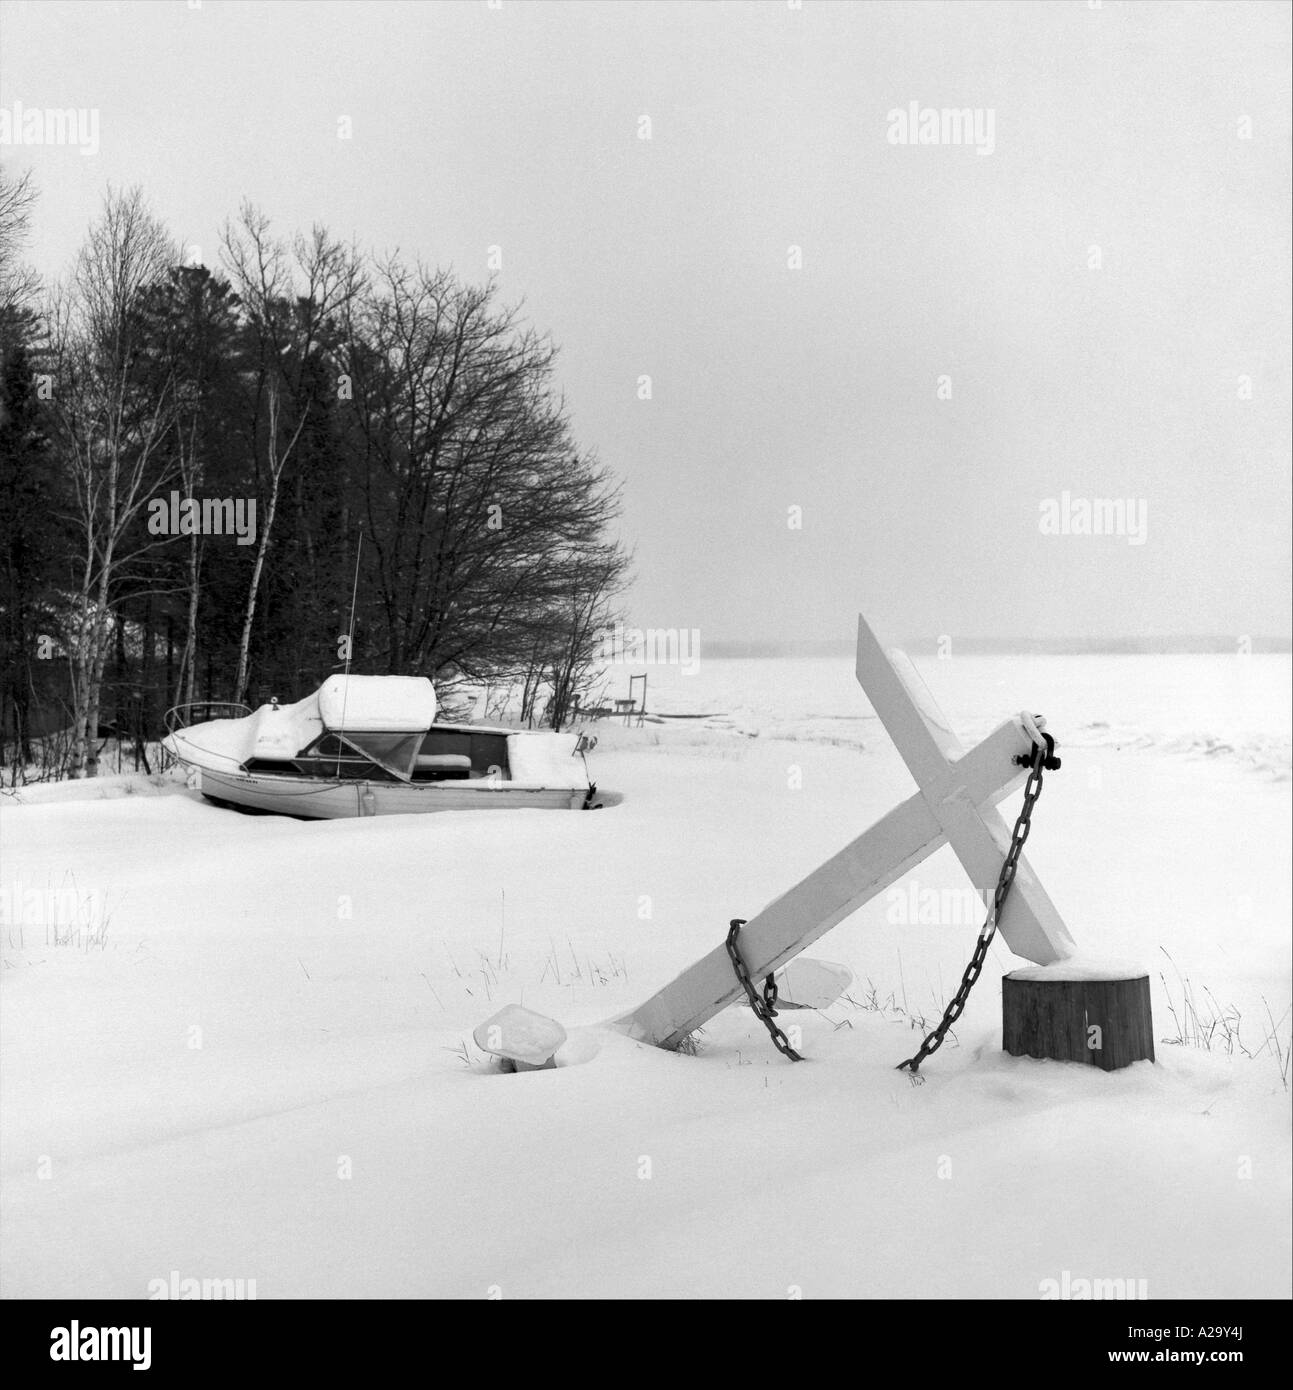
[222,206,364,703]
[338,259,628,691]
[542,544,629,731]
[0,164,41,337]
[49,187,178,776]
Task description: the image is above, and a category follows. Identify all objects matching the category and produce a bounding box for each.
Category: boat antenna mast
[336,526,364,777]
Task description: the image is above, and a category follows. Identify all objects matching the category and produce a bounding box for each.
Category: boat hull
[193,766,586,819]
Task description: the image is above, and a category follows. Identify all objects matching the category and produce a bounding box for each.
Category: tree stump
[1003,963,1154,1071]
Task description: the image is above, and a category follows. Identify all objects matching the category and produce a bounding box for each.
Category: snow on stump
[1003,961,1154,1071]
[474,1005,567,1072]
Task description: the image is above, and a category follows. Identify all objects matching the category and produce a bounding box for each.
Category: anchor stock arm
[856,612,1076,966]
[933,787,1077,964]
[855,613,967,787]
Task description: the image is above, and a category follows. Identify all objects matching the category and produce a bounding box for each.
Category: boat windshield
[340,731,422,777]
[294,731,421,781]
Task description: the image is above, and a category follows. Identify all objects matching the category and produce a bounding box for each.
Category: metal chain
[726,919,803,1061]
[896,721,1060,1076]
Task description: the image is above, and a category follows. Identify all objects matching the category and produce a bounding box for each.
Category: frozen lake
[2,650,1289,1298]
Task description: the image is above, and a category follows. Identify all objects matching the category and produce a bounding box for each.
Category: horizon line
[692,636,1293,657]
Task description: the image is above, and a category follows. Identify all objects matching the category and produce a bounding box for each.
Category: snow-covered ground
[2,654,1289,1299]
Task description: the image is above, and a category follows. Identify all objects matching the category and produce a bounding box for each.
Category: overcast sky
[3,0,1289,645]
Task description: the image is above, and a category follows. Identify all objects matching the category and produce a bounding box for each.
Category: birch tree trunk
[175,421,203,710]
[233,383,305,705]
[83,592,111,778]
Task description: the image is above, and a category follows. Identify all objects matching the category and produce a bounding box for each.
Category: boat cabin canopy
[317,675,436,732]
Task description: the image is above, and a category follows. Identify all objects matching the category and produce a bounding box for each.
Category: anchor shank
[618,790,943,1049]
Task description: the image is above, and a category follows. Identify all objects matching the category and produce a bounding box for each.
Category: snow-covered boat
[162,675,598,819]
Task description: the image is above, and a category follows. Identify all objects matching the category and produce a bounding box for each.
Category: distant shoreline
[700,638,1293,658]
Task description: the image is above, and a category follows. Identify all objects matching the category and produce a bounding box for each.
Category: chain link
[895,722,1059,1076]
[726,919,803,1061]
